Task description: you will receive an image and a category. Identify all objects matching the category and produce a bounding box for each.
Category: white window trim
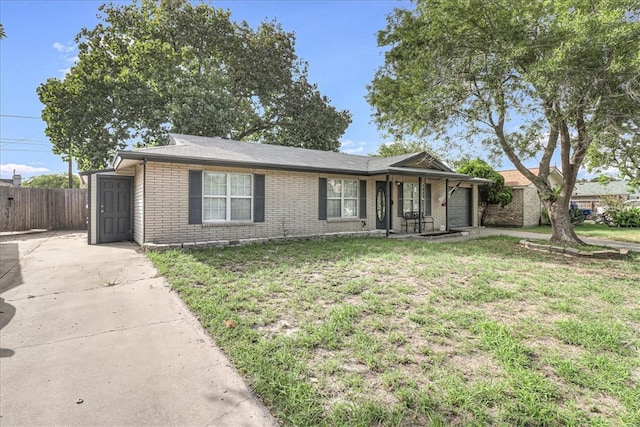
[327,178,358,219]
[202,172,253,223]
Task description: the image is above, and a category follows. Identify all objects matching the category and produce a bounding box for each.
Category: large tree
[371,140,432,158]
[368,0,640,244]
[38,0,351,171]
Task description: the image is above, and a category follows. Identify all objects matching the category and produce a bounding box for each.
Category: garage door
[448,187,471,227]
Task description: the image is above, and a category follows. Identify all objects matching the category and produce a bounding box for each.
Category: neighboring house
[571,181,640,211]
[484,167,563,227]
[0,173,22,187]
[81,134,489,248]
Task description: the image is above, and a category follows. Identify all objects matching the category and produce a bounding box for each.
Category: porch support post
[445,179,449,232]
[385,174,391,237]
[418,176,423,234]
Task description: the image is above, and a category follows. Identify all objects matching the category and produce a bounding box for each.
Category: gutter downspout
[418,176,423,234]
[87,173,91,244]
[445,179,449,232]
[142,158,147,245]
[385,174,391,238]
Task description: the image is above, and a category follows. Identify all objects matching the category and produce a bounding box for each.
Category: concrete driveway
[0,231,277,427]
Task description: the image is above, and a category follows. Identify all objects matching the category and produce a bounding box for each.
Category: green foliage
[23,173,81,188]
[0,23,6,39]
[612,206,640,228]
[371,140,428,157]
[147,236,640,425]
[585,117,640,190]
[569,207,585,226]
[368,0,640,244]
[597,175,614,185]
[37,0,351,170]
[456,159,513,207]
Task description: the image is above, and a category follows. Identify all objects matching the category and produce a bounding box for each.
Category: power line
[1,138,51,146]
[0,149,51,152]
[0,114,41,119]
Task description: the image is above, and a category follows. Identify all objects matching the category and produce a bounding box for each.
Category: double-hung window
[401,182,432,216]
[327,179,358,218]
[203,172,252,222]
[403,183,419,214]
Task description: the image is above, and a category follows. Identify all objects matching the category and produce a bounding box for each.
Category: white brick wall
[134,162,460,245]
[133,166,144,245]
[522,186,542,226]
[89,174,97,244]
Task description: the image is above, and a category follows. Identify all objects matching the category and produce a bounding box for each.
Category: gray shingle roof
[572,181,639,197]
[114,133,484,181]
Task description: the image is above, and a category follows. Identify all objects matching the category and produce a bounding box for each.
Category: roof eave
[116,151,369,176]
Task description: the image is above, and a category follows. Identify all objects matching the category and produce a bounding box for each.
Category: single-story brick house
[81,134,489,248]
[484,167,563,227]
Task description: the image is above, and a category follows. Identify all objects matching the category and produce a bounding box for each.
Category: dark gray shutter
[425,184,432,216]
[397,182,404,217]
[318,178,327,220]
[189,170,202,224]
[253,174,265,222]
[359,180,367,219]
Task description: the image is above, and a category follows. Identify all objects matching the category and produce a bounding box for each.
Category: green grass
[525,223,640,243]
[147,236,640,426]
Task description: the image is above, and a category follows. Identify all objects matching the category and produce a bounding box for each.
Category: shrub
[612,206,640,228]
[570,207,585,226]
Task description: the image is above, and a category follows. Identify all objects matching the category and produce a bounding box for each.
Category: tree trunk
[480,201,489,226]
[545,199,585,245]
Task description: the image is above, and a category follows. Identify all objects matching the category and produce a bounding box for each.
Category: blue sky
[1,0,416,178]
[0,0,606,180]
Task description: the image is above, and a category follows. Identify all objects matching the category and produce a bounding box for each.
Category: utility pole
[68,140,73,188]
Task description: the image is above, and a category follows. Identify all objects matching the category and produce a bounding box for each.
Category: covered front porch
[372,171,490,237]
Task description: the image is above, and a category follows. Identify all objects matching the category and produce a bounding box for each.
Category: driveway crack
[10,317,188,349]
[205,397,253,426]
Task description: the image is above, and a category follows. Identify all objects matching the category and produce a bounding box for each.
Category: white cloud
[578,166,621,180]
[340,139,367,155]
[53,41,75,53]
[0,164,50,178]
[52,42,78,76]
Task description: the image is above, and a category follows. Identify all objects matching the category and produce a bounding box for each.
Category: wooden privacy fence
[0,187,88,232]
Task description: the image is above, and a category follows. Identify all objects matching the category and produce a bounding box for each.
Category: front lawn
[525,223,640,243]
[148,237,640,426]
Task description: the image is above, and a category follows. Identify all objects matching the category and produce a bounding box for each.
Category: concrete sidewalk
[0,231,277,427]
[478,227,640,252]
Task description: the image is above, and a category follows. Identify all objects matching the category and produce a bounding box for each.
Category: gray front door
[448,187,471,227]
[375,181,392,230]
[99,177,132,243]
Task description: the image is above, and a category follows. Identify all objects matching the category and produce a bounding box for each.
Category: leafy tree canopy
[0,23,6,39]
[456,159,512,207]
[585,118,640,189]
[23,173,81,189]
[368,0,640,244]
[37,0,351,171]
[371,140,432,157]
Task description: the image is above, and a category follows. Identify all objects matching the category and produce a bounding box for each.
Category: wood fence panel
[0,187,87,232]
